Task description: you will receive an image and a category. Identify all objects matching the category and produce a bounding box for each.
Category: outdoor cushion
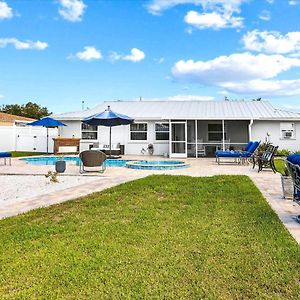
[287,154,300,166]
[215,151,241,158]
[0,152,11,158]
[241,141,259,157]
[244,141,253,152]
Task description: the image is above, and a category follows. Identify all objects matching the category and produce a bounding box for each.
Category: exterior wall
[61,120,169,156]
[252,120,300,151]
[0,126,57,152]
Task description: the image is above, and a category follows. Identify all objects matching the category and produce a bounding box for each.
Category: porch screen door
[170,122,187,158]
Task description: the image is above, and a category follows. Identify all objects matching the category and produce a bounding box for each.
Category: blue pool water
[21,156,189,170]
[21,156,130,167]
[126,160,188,170]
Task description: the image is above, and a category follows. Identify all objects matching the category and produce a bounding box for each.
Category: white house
[52,100,300,158]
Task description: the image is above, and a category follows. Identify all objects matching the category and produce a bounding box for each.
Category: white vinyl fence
[0,126,58,153]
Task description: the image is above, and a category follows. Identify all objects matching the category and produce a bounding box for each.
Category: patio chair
[79,150,107,173]
[197,139,206,156]
[253,145,278,173]
[0,152,12,166]
[286,154,300,201]
[215,141,260,165]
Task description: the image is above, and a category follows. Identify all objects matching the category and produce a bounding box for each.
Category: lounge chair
[215,141,260,165]
[253,145,278,173]
[286,154,300,201]
[0,152,12,166]
[79,150,107,173]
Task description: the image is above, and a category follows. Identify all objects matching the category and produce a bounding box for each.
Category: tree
[0,102,51,119]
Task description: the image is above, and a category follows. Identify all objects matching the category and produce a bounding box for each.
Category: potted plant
[281,166,294,200]
[55,155,66,173]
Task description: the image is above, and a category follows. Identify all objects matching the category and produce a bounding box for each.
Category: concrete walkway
[1,156,300,243]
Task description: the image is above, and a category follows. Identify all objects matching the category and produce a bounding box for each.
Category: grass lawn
[11,151,47,157]
[274,158,286,175]
[1,175,300,299]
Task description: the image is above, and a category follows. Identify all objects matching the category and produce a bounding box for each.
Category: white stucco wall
[251,120,300,151]
[60,120,169,156]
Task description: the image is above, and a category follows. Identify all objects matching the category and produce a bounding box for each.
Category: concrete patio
[1,155,300,244]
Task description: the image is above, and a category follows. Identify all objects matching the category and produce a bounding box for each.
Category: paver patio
[1,155,300,243]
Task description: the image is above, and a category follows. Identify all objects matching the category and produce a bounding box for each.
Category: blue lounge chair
[0,152,12,166]
[215,141,260,165]
[286,154,300,201]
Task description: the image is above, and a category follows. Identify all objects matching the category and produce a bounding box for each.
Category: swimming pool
[21,156,130,167]
[126,160,189,170]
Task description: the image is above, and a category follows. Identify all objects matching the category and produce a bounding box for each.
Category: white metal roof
[52,100,300,121]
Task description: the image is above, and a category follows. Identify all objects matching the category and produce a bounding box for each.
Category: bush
[276,149,291,157]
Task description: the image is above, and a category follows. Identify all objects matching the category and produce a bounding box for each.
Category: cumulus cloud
[58,0,86,22]
[172,52,300,96]
[0,38,48,50]
[258,10,271,21]
[110,48,145,63]
[172,53,300,83]
[146,0,245,15]
[0,1,13,19]
[184,10,243,30]
[242,30,300,55]
[69,46,102,61]
[134,95,214,101]
[221,79,300,96]
[289,1,298,5]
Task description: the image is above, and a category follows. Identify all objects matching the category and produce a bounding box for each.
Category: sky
[1,0,300,113]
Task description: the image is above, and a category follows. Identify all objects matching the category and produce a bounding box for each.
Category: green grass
[274,158,286,175]
[11,151,46,157]
[1,175,300,299]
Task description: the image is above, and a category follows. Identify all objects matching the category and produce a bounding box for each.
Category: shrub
[276,149,291,157]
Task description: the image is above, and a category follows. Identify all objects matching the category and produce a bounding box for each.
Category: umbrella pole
[46,127,49,154]
[109,126,112,158]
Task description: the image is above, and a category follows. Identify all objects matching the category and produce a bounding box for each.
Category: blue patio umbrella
[28,117,66,153]
[83,105,134,157]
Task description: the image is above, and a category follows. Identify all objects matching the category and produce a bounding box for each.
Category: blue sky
[1,0,300,113]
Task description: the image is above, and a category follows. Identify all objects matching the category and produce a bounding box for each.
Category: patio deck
[1,155,300,243]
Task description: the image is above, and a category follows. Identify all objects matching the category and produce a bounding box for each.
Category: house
[52,100,300,158]
[0,112,35,126]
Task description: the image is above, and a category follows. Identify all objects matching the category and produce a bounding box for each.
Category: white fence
[0,126,58,153]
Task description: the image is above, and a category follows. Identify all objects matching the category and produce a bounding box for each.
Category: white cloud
[155,57,165,64]
[242,30,300,55]
[259,10,271,21]
[172,53,300,83]
[0,1,13,19]
[0,38,48,50]
[266,0,274,4]
[0,94,4,99]
[58,0,86,22]
[289,0,298,5]
[110,48,145,63]
[221,79,300,96]
[172,52,300,96]
[184,10,243,30]
[69,46,102,61]
[146,0,245,15]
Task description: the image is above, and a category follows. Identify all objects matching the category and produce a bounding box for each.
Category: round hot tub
[126,160,189,170]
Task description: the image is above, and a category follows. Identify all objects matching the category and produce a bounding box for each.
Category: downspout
[248,119,253,141]
[222,119,225,151]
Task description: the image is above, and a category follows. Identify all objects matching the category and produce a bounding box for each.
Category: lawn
[11,151,46,157]
[1,175,300,299]
[274,158,286,175]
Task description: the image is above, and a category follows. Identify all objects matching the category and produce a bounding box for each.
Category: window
[280,122,295,139]
[155,123,169,141]
[130,123,147,140]
[208,123,226,141]
[81,123,98,140]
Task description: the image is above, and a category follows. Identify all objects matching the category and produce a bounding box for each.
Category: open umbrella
[28,117,66,153]
[83,105,134,158]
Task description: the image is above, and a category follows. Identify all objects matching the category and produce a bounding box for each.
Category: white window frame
[81,123,98,140]
[129,122,148,141]
[280,122,296,140]
[155,122,170,142]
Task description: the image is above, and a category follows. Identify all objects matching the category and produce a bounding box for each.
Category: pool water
[21,157,189,170]
[21,156,130,167]
[126,160,189,170]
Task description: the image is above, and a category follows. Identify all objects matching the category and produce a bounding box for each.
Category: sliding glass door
[170,122,187,158]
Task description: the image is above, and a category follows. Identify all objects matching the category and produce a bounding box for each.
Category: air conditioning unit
[283,131,293,138]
